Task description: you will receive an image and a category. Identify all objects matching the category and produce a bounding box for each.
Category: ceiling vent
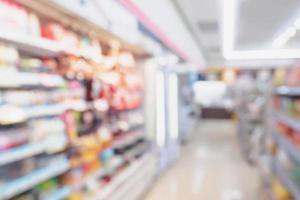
[207,46,220,53]
[197,21,218,32]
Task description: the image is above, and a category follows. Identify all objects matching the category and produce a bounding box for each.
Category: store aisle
[144,120,261,200]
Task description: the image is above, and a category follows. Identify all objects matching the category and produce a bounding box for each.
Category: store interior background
[0,0,299,200]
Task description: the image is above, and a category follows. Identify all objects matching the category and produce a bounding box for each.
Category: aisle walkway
[144,120,261,200]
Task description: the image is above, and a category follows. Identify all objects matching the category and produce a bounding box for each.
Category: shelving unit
[15,0,149,57]
[89,153,156,200]
[272,159,300,199]
[0,157,70,199]
[271,129,300,165]
[266,76,300,200]
[0,0,157,199]
[104,154,156,200]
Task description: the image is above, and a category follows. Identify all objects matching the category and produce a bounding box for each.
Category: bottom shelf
[0,157,70,199]
[44,186,72,200]
[86,153,157,200]
[272,159,300,199]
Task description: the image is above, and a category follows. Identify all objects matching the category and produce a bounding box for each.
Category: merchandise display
[258,66,300,200]
[5,0,300,199]
[2,0,300,199]
[0,0,153,199]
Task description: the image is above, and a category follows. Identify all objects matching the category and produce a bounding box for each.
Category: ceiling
[120,0,206,66]
[236,0,300,50]
[173,0,300,66]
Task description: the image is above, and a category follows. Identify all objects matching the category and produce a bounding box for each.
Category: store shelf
[75,156,124,191]
[44,186,72,200]
[271,130,300,165]
[0,31,59,57]
[113,132,144,149]
[25,104,67,118]
[274,112,300,132]
[75,169,106,191]
[107,154,156,200]
[110,107,142,114]
[0,143,45,166]
[104,157,125,175]
[91,153,154,200]
[0,158,70,199]
[275,86,300,97]
[0,72,65,90]
[16,0,149,57]
[124,142,149,161]
[273,159,300,199]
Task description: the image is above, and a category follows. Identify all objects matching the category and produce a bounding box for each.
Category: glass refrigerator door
[155,70,180,170]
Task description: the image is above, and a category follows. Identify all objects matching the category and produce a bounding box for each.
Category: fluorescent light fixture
[272,34,290,48]
[169,54,179,65]
[222,0,236,54]
[294,18,300,29]
[168,73,178,140]
[225,49,300,60]
[286,27,297,36]
[223,0,300,60]
[155,71,166,147]
[272,27,296,48]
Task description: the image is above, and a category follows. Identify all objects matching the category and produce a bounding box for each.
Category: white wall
[122,0,206,66]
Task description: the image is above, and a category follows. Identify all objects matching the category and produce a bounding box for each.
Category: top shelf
[15,0,150,58]
[0,30,109,61]
[0,31,59,58]
[275,86,300,97]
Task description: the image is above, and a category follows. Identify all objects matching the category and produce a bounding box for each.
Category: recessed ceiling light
[223,0,300,60]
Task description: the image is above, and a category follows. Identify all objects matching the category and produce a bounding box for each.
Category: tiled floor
[144,120,262,200]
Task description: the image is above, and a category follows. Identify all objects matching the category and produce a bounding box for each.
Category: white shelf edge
[113,132,144,149]
[276,86,300,96]
[93,153,152,200]
[0,143,45,166]
[109,156,156,200]
[44,186,72,200]
[0,31,60,57]
[0,158,70,199]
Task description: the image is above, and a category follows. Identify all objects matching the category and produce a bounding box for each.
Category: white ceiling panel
[173,0,300,64]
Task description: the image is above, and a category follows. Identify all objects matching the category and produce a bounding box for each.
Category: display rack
[0,157,70,199]
[0,0,156,199]
[264,68,300,200]
[271,129,300,165]
[272,158,300,198]
[15,0,149,57]
[90,153,156,200]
